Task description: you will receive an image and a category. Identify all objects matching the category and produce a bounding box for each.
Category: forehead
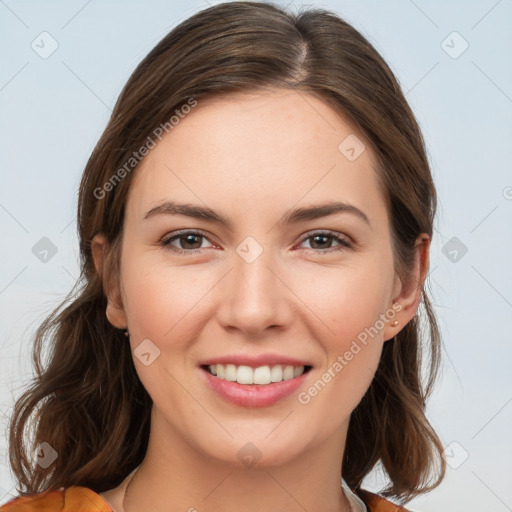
[126,89,388,228]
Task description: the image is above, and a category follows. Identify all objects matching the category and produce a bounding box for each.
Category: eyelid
[297,229,353,248]
[160,229,218,251]
[160,228,354,254]
[298,229,355,255]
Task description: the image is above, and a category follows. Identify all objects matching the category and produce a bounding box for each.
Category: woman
[2,2,446,511]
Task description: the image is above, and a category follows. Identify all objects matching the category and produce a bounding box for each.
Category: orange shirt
[1,486,410,512]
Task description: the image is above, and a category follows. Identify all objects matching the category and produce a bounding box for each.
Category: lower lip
[200,367,310,408]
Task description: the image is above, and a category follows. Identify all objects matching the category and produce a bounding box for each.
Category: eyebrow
[143,200,371,229]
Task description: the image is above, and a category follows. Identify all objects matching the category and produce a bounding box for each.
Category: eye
[160,229,353,255]
[297,230,353,253]
[160,230,215,254]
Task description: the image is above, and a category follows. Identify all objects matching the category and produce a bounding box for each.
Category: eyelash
[159,230,353,255]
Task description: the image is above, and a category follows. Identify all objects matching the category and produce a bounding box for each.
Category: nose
[216,244,293,338]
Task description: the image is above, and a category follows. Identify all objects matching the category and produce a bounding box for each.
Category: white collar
[341,477,368,512]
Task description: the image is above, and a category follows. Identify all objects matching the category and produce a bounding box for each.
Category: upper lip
[199,354,313,368]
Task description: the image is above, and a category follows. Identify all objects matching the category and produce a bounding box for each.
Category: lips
[197,353,314,407]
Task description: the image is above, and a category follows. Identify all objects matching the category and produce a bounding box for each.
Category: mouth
[200,363,313,385]
[199,362,313,408]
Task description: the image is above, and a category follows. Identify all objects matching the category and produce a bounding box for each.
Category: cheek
[291,260,392,412]
[299,345,382,436]
[118,257,209,405]
[120,251,213,342]
[293,257,395,344]
[294,302,384,440]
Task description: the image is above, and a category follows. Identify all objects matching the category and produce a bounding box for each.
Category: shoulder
[1,486,112,512]
[359,488,412,512]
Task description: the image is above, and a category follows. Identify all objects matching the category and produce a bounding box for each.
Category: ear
[383,234,430,341]
[91,233,128,330]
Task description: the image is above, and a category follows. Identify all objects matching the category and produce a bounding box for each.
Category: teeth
[270,365,282,382]
[206,364,306,385]
[254,366,271,385]
[283,365,295,380]
[225,364,237,382]
[237,365,255,384]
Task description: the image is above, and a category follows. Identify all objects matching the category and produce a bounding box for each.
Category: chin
[203,432,307,469]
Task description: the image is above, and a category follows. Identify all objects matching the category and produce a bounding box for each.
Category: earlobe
[91,233,128,329]
[383,234,430,341]
[105,299,128,330]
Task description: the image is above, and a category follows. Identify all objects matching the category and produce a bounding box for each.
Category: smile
[199,363,313,408]
[203,363,312,385]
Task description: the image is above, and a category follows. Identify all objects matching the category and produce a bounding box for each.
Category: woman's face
[98,89,421,468]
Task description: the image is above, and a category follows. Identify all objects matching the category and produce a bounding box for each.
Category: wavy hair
[7,1,445,505]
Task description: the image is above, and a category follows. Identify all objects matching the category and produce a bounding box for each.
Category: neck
[122,412,352,512]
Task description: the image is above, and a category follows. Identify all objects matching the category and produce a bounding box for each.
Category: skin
[92,89,429,512]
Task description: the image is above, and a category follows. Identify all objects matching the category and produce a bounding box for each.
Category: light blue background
[1,1,511,510]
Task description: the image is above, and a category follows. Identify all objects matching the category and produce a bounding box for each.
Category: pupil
[183,234,201,249]
[311,235,330,249]
[179,235,333,250]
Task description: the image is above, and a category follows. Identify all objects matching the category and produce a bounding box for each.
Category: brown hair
[7,1,445,505]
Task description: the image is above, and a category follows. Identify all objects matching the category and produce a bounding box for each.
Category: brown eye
[298,231,352,253]
[175,234,204,250]
[161,231,214,254]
